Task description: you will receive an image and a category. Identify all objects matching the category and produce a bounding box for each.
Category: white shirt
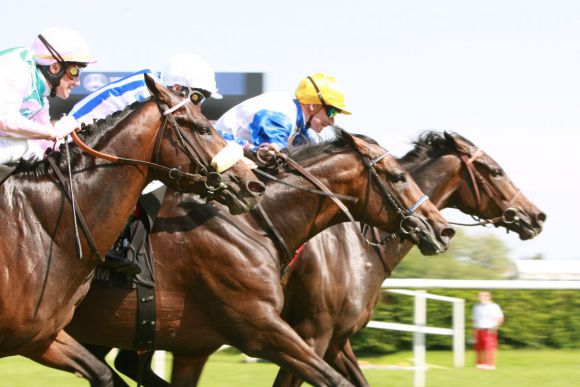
[472,302,504,329]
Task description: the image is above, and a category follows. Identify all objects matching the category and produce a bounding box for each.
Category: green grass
[1,349,579,386]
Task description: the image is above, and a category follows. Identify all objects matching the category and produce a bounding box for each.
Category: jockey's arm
[250,111,293,151]
[0,68,54,140]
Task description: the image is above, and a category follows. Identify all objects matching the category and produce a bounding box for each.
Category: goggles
[189,89,212,105]
[65,64,81,80]
[325,106,339,119]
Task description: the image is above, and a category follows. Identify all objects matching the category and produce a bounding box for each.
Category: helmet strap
[305,104,324,129]
[36,34,66,97]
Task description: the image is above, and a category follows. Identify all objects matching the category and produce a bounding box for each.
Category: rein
[253,146,431,276]
[70,115,207,185]
[57,95,225,260]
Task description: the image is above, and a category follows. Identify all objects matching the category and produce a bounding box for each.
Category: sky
[2,0,579,261]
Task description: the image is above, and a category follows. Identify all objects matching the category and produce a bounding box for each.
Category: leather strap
[47,157,104,261]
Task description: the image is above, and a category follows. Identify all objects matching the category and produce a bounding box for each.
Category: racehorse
[271,131,546,386]
[0,74,264,386]
[66,129,454,387]
[117,130,545,386]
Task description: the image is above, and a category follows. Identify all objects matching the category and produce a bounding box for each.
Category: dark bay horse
[0,75,263,386]
[67,129,454,387]
[271,131,546,386]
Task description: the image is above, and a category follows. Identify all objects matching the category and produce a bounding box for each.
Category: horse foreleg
[83,344,130,387]
[273,329,333,387]
[324,340,369,387]
[170,353,210,387]
[114,349,169,387]
[228,318,353,387]
[24,330,114,387]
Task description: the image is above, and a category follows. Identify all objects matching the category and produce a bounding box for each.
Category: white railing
[366,289,464,387]
[151,279,580,385]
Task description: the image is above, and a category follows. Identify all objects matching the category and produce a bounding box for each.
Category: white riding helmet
[161,53,223,99]
[32,26,96,65]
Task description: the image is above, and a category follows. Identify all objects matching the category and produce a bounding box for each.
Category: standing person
[0,27,95,165]
[472,291,504,370]
[215,72,351,152]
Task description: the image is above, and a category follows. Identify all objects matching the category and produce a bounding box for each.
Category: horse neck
[18,101,161,259]
[259,151,365,252]
[371,153,464,277]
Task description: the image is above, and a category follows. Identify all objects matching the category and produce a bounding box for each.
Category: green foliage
[351,230,580,353]
[352,289,580,353]
[392,229,516,280]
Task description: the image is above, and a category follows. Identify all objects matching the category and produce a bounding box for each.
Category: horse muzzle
[502,207,546,241]
[400,215,455,255]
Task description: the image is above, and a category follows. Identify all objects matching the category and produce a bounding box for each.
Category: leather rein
[49,97,221,260]
[254,149,430,264]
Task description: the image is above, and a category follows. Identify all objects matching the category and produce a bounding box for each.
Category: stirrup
[103,251,142,275]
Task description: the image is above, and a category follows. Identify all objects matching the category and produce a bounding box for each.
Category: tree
[392,228,516,279]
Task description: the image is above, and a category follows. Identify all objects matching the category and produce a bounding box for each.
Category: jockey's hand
[257,143,278,162]
[53,115,80,141]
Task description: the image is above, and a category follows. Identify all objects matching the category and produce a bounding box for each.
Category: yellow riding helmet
[295,73,351,115]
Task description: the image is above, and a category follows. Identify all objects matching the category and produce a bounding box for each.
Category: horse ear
[444,131,460,148]
[144,74,173,105]
[341,130,373,156]
[444,131,471,153]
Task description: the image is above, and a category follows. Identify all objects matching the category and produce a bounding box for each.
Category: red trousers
[474,329,498,351]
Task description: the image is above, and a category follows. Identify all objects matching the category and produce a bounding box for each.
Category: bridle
[253,146,434,265]
[72,95,234,196]
[359,151,432,248]
[449,147,523,227]
[54,93,239,260]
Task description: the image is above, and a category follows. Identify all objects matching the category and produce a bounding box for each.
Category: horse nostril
[441,227,455,240]
[247,180,266,196]
[536,212,547,225]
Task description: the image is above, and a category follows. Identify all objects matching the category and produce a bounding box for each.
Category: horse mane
[399,130,474,165]
[14,101,144,179]
[286,126,383,162]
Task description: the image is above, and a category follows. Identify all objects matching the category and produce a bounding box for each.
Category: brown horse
[271,131,546,386]
[101,131,546,387]
[88,131,547,386]
[66,129,454,387]
[0,75,263,386]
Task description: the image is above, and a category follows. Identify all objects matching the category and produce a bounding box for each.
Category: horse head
[143,74,265,214]
[339,129,455,255]
[443,131,545,240]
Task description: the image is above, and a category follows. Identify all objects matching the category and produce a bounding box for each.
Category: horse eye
[491,169,503,177]
[390,173,407,183]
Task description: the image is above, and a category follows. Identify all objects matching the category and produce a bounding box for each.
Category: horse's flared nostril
[246,180,266,196]
[441,227,455,241]
[536,212,547,226]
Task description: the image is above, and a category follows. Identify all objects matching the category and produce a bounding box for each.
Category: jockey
[0,27,95,165]
[215,72,351,152]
